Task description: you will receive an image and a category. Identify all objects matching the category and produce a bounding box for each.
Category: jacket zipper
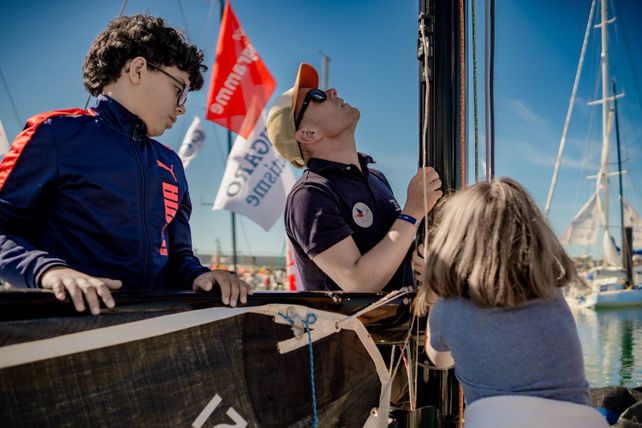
[131,126,150,288]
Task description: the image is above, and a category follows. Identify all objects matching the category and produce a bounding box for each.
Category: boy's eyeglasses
[147,62,189,107]
[295,89,327,129]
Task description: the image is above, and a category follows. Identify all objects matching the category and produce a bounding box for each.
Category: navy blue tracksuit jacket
[0,95,209,290]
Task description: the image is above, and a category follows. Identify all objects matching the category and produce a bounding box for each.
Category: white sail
[602,229,621,266]
[623,198,642,248]
[560,193,600,245]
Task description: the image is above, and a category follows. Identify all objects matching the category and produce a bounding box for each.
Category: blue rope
[278,312,296,325]
[277,311,319,427]
[305,313,319,428]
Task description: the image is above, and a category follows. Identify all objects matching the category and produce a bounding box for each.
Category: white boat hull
[580,288,642,309]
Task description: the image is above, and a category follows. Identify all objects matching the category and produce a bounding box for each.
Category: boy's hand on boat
[193,270,253,307]
[404,167,443,219]
[40,266,122,315]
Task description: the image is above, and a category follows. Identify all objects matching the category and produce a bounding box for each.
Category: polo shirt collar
[307,152,375,174]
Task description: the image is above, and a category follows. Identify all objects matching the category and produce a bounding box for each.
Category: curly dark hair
[83,14,207,96]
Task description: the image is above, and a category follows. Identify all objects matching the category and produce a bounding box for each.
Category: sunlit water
[571,305,642,388]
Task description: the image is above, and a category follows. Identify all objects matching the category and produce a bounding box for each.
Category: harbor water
[572,306,642,388]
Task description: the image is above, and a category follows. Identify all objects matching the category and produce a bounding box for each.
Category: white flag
[178,116,205,168]
[213,112,296,231]
[0,119,10,156]
[560,193,600,245]
[623,198,642,248]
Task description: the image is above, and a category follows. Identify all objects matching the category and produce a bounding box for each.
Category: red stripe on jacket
[0,109,91,192]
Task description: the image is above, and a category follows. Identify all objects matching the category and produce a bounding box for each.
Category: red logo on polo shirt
[352,202,373,228]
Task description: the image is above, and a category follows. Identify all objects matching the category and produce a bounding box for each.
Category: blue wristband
[397,213,419,227]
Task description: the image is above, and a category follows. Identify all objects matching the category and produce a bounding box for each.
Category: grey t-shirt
[429,290,590,406]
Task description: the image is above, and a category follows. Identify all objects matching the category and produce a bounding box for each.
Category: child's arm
[0,118,121,315]
[0,119,65,288]
[425,328,455,369]
[425,311,455,369]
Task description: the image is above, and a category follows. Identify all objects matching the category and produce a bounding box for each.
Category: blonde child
[416,178,591,409]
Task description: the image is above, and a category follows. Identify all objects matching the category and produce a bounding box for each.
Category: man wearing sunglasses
[267,63,442,292]
[0,15,252,315]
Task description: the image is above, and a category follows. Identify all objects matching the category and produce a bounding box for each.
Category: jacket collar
[91,95,148,141]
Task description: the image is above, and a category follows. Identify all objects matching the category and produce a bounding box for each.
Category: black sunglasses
[147,62,189,107]
[295,89,327,129]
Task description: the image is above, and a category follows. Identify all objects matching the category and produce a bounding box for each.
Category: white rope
[380,310,418,404]
[412,306,420,410]
[336,287,412,326]
[419,21,431,243]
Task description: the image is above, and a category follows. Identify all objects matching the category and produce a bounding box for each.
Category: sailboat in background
[547,0,642,309]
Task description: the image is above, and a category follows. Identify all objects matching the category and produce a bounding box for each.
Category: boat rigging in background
[546,0,642,309]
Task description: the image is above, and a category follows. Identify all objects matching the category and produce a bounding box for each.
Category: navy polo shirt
[285,153,413,291]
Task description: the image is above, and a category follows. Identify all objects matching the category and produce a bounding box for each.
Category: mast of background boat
[544,0,596,219]
[595,0,612,259]
[590,0,624,265]
[612,80,634,286]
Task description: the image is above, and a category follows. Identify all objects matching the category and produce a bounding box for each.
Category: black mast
[612,80,633,286]
[419,0,467,191]
[417,2,467,426]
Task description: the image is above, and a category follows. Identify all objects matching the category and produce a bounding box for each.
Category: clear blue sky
[1,0,641,260]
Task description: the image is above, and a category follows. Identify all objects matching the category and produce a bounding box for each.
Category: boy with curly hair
[0,15,251,314]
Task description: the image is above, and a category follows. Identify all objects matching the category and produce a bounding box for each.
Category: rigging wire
[613,15,642,125]
[489,0,495,179]
[84,0,128,110]
[418,11,431,251]
[471,0,480,183]
[0,68,22,128]
[610,0,642,152]
[571,50,602,256]
[380,311,419,408]
[484,0,490,181]
[544,0,597,219]
[204,0,218,40]
[338,288,412,325]
[413,305,420,411]
[176,0,191,39]
[210,122,231,168]
[237,217,256,266]
[608,0,642,223]
[459,0,467,189]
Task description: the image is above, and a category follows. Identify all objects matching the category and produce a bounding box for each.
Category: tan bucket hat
[266,63,319,168]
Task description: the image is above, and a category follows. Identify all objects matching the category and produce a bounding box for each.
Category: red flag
[206,2,276,138]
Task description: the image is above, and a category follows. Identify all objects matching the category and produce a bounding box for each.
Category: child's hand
[41,266,122,315]
[193,270,253,307]
[412,244,425,287]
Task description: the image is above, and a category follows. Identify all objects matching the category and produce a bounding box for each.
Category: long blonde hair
[416,177,575,311]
